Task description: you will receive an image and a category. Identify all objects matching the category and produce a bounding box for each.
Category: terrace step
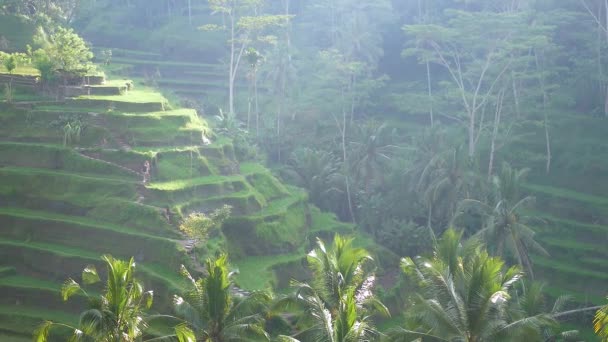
[0,142,139,180]
[0,238,182,302]
[146,175,247,204]
[74,148,141,176]
[0,166,139,188]
[0,266,16,278]
[0,275,86,312]
[0,207,184,268]
[532,255,608,297]
[0,305,79,339]
[524,183,608,207]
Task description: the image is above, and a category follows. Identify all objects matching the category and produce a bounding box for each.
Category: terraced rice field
[0,73,349,339]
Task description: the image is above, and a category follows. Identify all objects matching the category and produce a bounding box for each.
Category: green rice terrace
[0,71,352,341]
[2,1,608,341]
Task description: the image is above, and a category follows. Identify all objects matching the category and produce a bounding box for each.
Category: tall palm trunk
[534,51,551,174]
[229,13,236,115]
[488,88,505,180]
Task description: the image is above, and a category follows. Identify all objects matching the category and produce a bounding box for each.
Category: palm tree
[456,162,548,278]
[306,235,376,311]
[280,235,388,341]
[284,283,379,342]
[172,254,271,342]
[284,148,342,212]
[388,229,556,342]
[349,121,397,192]
[512,282,579,341]
[414,145,481,230]
[35,255,154,342]
[595,298,608,342]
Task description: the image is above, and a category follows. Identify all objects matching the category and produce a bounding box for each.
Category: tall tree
[456,163,548,278]
[172,254,271,342]
[280,235,388,341]
[203,0,290,116]
[404,8,552,158]
[389,229,557,342]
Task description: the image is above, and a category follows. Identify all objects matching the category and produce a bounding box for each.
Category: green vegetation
[0,0,607,340]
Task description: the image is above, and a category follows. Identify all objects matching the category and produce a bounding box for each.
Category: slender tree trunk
[254,70,259,136]
[511,73,521,119]
[247,79,252,131]
[426,59,434,127]
[468,109,476,158]
[339,88,356,223]
[229,13,235,115]
[350,74,356,124]
[488,89,505,180]
[188,0,192,26]
[277,64,285,162]
[535,51,551,174]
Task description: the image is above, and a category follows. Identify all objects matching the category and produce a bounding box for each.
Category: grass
[233,252,303,290]
[0,66,40,76]
[524,183,608,207]
[539,236,607,255]
[0,207,178,245]
[0,165,137,188]
[0,305,79,335]
[158,78,229,88]
[77,89,167,103]
[529,210,608,236]
[110,56,221,69]
[532,255,608,281]
[0,275,66,292]
[0,238,182,295]
[147,175,243,191]
[309,206,354,234]
[251,190,306,219]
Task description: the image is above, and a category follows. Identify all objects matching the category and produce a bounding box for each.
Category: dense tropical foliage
[0,0,606,341]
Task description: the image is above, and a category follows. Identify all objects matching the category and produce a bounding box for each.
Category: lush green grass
[0,238,182,296]
[0,207,165,238]
[532,255,608,281]
[542,284,605,305]
[147,175,243,191]
[0,164,135,182]
[251,190,306,219]
[233,252,303,290]
[309,206,354,234]
[110,56,221,69]
[0,66,40,76]
[77,89,167,103]
[0,142,139,179]
[529,210,608,236]
[539,236,607,256]
[158,78,229,88]
[524,183,608,207]
[0,305,79,336]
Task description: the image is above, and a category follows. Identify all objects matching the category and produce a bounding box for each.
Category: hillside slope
[0,71,352,340]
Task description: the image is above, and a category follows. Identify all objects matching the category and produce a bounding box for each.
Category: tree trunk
[339,88,356,224]
[511,73,521,119]
[468,109,476,158]
[229,13,235,115]
[537,53,552,174]
[426,59,434,127]
[488,89,504,180]
[188,0,192,26]
[254,70,259,136]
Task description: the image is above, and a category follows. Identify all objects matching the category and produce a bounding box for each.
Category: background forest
[1,0,608,341]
